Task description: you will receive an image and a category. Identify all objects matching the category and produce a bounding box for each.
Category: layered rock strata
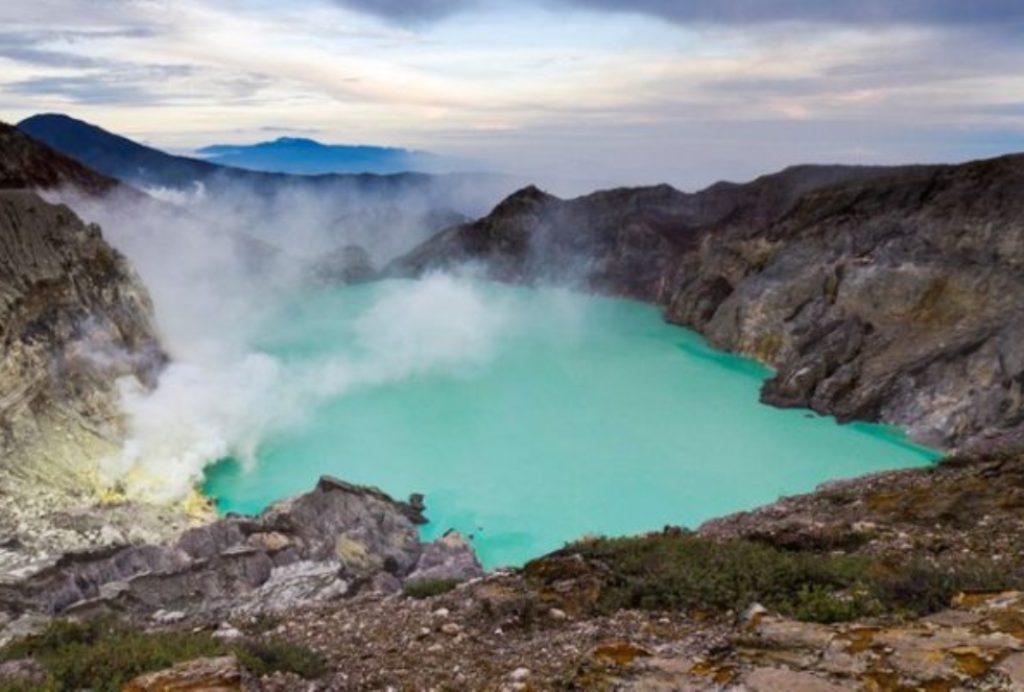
[0,477,482,643]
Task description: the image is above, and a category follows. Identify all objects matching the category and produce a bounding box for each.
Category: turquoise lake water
[203,278,938,568]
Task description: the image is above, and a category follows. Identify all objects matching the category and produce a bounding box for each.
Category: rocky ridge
[390,155,1024,453]
[0,124,186,575]
[27,452,1024,691]
[0,123,121,196]
[0,477,481,641]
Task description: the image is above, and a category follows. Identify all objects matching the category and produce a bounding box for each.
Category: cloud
[6,63,272,107]
[0,28,155,69]
[7,66,195,105]
[323,0,1024,27]
[259,125,323,134]
[1,0,1020,192]
[554,0,1024,26]
[329,0,476,24]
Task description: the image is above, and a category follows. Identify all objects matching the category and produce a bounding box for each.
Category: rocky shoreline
[7,453,1024,689]
[0,476,481,637]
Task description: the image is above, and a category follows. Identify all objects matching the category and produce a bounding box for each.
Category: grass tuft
[0,617,325,690]
[403,578,460,599]
[540,532,1024,623]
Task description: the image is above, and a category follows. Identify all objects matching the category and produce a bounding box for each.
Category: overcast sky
[1,0,1022,191]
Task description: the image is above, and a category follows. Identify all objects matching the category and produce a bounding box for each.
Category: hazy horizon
[2,0,1023,191]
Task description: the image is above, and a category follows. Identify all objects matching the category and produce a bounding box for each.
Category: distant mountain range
[18,113,226,191]
[16,113,430,192]
[196,137,467,175]
[16,114,513,220]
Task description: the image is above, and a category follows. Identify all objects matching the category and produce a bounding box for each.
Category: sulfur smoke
[51,178,516,503]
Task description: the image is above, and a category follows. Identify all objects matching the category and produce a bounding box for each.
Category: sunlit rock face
[0,476,481,624]
[0,190,164,469]
[0,124,176,573]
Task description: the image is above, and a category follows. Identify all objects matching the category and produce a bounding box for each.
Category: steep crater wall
[0,190,164,478]
[390,156,1024,453]
[0,124,180,574]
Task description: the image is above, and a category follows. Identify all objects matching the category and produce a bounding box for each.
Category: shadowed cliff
[390,155,1024,452]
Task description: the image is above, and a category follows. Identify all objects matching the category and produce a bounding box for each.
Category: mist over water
[50,181,936,563]
[203,279,937,568]
[45,179,510,502]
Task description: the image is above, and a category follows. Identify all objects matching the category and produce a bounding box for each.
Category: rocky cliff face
[0,477,481,637]
[0,190,163,469]
[390,156,1024,452]
[668,155,1024,451]
[0,124,176,574]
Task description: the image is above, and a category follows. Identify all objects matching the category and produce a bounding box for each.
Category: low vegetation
[234,637,326,679]
[403,578,460,599]
[545,532,1024,624]
[0,617,325,691]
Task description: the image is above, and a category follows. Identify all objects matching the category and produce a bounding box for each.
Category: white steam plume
[108,274,511,502]
[45,173,513,503]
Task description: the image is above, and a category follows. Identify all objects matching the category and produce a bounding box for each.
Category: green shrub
[559,533,870,618]
[0,618,223,692]
[403,578,460,599]
[234,637,326,679]
[869,560,1023,617]
[547,533,1024,623]
[0,679,58,692]
[0,617,327,690]
[784,584,879,623]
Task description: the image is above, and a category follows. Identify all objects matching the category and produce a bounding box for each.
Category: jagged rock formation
[669,155,1024,452]
[0,124,181,573]
[0,477,482,637]
[95,453,1024,690]
[388,166,907,300]
[390,156,1024,452]
[0,190,163,466]
[309,244,375,285]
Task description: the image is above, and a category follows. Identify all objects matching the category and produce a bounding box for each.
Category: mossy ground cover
[540,532,1024,624]
[403,578,460,599]
[0,617,325,691]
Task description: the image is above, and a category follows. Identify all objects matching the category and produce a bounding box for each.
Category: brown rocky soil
[229,584,1024,690]
[26,453,1019,690]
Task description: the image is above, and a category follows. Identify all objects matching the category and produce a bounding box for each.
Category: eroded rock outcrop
[670,155,1024,452]
[0,122,121,195]
[308,244,375,284]
[0,124,183,575]
[390,155,1024,452]
[0,191,164,474]
[0,476,482,640]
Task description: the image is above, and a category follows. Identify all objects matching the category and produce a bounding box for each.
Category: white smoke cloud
[106,354,289,502]
[41,173,513,504]
[141,182,208,206]
[106,273,513,502]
